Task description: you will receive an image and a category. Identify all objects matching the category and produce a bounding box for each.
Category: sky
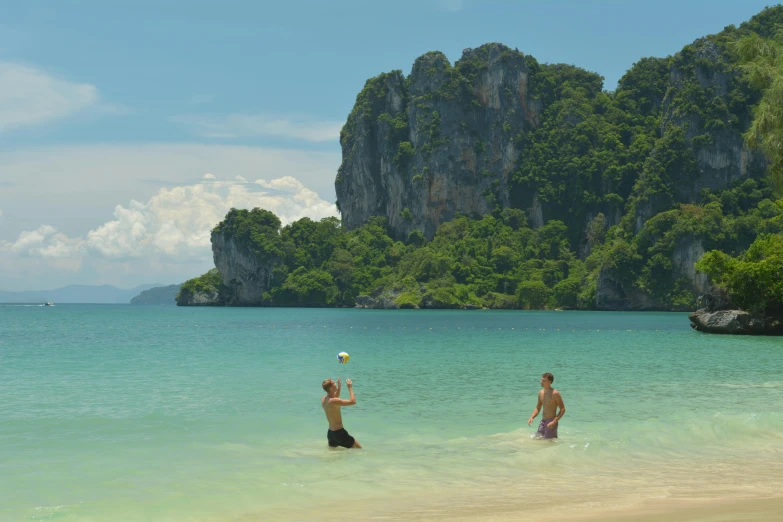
[0,0,775,291]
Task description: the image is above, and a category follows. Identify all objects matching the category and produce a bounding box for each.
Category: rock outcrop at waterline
[176,287,221,306]
[175,209,282,307]
[175,268,224,306]
[688,291,783,335]
[211,228,277,306]
[688,309,783,335]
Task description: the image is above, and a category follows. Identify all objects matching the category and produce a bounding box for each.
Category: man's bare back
[322,390,345,431]
[321,377,362,449]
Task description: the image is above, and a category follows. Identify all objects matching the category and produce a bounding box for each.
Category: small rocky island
[689,233,783,335]
[689,291,783,335]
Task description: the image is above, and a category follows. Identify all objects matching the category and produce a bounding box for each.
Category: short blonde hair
[322,378,334,392]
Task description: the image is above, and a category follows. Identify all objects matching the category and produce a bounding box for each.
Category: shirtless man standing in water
[321,378,362,449]
[527,372,566,439]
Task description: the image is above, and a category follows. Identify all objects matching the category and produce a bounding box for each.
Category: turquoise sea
[1,305,782,521]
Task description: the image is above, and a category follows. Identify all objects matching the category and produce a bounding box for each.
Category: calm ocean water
[1,305,781,521]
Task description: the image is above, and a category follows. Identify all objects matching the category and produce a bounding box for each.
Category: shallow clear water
[1,305,781,521]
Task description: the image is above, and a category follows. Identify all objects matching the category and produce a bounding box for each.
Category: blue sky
[0,0,775,291]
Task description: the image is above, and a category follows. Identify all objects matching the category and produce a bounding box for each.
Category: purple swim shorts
[537,418,558,439]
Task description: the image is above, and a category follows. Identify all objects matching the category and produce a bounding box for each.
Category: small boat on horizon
[44,302,54,306]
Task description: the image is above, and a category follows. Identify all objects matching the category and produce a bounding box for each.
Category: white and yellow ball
[337,352,350,364]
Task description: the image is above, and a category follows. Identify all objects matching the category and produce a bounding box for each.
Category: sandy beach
[349,495,783,522]
[574,496,783,522]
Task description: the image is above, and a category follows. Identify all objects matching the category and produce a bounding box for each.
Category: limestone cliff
[664,41,766,188]
[176,8,782,312]
[594,238,708,311]
[336,34,770,310]
[338,38,767,242]
[631,38,768,232]
[176,288,222,306]
[336,44,541,240]
[176,208,283,307]
[211,228,278,306]
[175,268,224,306]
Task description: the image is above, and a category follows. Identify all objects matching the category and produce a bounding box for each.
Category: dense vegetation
[689,16,783,315]
[735,16,783,191]
[182,209,586,308]
[177,269,224,303]
[181,191,781,309]
[696,233,783,314]
[182,6,783,311]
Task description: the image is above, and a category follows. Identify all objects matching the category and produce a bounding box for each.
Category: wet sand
[380,496,783,522]
[282,492,783,522]
[567,496,783,522]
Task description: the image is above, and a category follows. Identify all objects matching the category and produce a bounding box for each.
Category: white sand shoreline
[273,492,783,522]
[368,496,783,522]
[560,496,783,522]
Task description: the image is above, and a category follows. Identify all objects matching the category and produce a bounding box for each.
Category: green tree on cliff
[735,28,783,192]
[696,233,783,313]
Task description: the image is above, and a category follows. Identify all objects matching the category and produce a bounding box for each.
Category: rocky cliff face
[176,9,781,312]
[176,288,221,306]
[338,37,771,310]
[632,39,768,232]
[595,236,711,311]
[336,44,541,240]
[211,229,277,306]
[594,269,662,311]
[338,39,766,243]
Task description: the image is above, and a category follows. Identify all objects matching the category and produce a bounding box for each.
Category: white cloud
[0,61,99,132]
[81,176,337,260]
[3,224,83,259]
[172,113,343,142]
[0,176,339,289]
[0,143,341,291]
[0,144,340,234]
[8,225,56,254]
[86,201,149,259]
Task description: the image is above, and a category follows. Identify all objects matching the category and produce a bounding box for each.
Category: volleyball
[337,352,350,364]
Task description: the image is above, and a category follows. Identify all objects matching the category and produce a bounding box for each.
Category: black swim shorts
[327,428,355,448]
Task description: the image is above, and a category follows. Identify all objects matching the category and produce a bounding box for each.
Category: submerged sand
[574,496,783,521]
[344,496,783,522]
[459,496,783,522]
[266,491,783,522]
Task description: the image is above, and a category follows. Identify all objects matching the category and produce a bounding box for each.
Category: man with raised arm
[321,377,362,449]
[527,372,566,439]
